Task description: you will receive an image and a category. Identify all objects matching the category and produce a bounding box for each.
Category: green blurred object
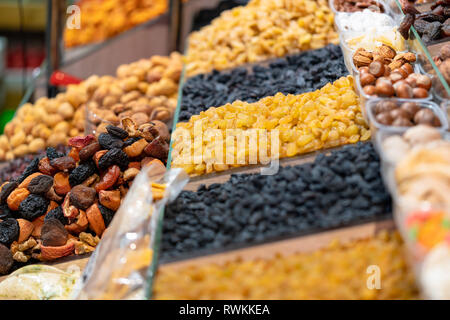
[0,109,15,134]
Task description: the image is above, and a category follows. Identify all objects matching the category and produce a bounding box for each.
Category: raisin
[399,13,415,39]
[46,147,64,161]
[0,182,18,205]
[98,148,129,171]
[414,19,430,34]
[98,133,124,150]
[79,142,101,162]
[106,125,129,139]
[18,194,49,221]
[41,219,68,247]
[70,185,96,210]
[38,157,58,176]
[0,204,13,220]
[144,136,169,161]
[15,157,40,184]
[68,135,95,148]
[69,160,97,187]
[123,137,142,148]
[98,204,115,227]
[50,156,76,172]
[0,243,13,274]
[0,218,19,246]
[27,175,54,195]
[45,206,68,225]
[95,165,120,192]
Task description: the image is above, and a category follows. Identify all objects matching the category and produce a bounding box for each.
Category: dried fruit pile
[333,0,385,13]
[180,45,348,122]
[64,0,167,48]
[0,118,169,275]
[162,143,391,260]
[172,76,370,176]
[155,231,418,299]
[185,0,339,77]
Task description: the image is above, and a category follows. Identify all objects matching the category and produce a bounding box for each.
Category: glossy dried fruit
[144,136,169,161]
[99,190,121,211]
[93,150,108,168]
[65,210,88,234]
[27,175,54,195]
[399,13,414,40]
[98,133,124,150]
[54,172,71,195]
[41,219,68,247]
[98,148,129,171]
[95,165,120,192]
[69,160,97,187]
[38,157,57,176]
[18,172,43,189]
[70,185,96,210]
[45,206,68,225]
[79,142,101,162]
[15,157,39,184]
[0,243,13,274]
[0,218,19,246]
[98,204,114,227]
[50,156,76,172]
[46,147,64,161]
[18,194,49,221]
[106,125,129,139]
[123,138,148,158]
[7,188,30,211]
[68,135,95,148]
[16,218,34,243]
[86,203,106,236]
[414,19,430,34]
[0,181,18,204]
[0,204,13,220]
[146,120,170,142]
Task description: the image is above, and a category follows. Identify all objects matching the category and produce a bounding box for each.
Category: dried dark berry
[399,13,415,39]
[98,148,129,171]
[27,175,54,195]
[98,203,114,227]
[44,206,68,225]
[70,185,96,210]
[0,243,13,274]
[0,181,18,204]
[0,218,19,246]
[123,137,142,148]
[41,219,68,247]
[15,157,40,184]
[18,194,49,221]
[79,142,101,162]
[50,156,76,172]
[98,133,124,150]
[69,160,97,187]
[417,12,445,23]
[106,125,129,139]
[46,147,64,161]
[0,204,13,220]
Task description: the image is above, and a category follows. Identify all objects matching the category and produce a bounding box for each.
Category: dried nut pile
[172,76,369,176]
[333,0,384,12]
[64,0,167,48]
[434,44,450,97]
[372,100,442,127]
[399,1,450,42]
[162,143,390,260]
[185,0,339,77]
[353,46,432,99]
[155,231,419,300]
[180,45,348,122]
[86,52,183,134]
[0,118,169,274]
[0,85,87,161]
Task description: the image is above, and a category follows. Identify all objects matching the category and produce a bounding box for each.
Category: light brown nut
[123,168,140,181]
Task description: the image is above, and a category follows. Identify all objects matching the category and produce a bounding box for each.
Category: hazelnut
[375,112,393,125]
[375,80,394,97]
[400,102,420,118]
[359,67,369,74]
[414,108,437,126]
[392,117,413,127]
[389,72,404,83]
[413,87,429,99]
[394,82,413,98]
[400,63,414,75]
[363,85,376,96]
[360,73,376,86]
[395,67,408,79]
[383,66,391,77]
[368,61,385,77]
[416,75,432,90]
[375,101,397,113]
[390,108,411,120]
[405,73,419,87]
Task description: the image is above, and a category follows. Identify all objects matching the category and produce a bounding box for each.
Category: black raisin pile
[179,44,348,121]
[161,143,391,261]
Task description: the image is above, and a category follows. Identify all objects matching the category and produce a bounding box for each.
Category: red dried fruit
[86,203,106,237]
[54,172,71,196]
[50,156,76,172]
[399,13,415,40]
[68,147,80,162]
[99,190,121,211]
[38,157,58,176]
[79,142,101,162]
[95,165,120,192]
[68,135,95,148]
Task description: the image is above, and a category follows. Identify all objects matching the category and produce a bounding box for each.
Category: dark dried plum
[106,125,129,139]
[0,204,13,220]
[50,156,76,172]
[98,133,124,150]
[98,148,129,171]
[417,12,446,23]
[27,175,54,195]
[70,185,96,210]
[79,142,101,162]
[46,147,64,161]
[0,181,18,204]
[399,13,415,39]
[15,157,40,184]
[69,160,97,187]
[0,218,19,246]
[424,21,443,41]
[41,219,68,247]
[98,203,114,227]
[0,244,13,274]
[44,206,68,225]
[414,19,430,34]
[18,194,49,221]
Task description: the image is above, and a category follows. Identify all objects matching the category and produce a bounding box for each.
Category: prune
[98,133,124,150]
[0,244,13,274]
[0,218,19,246]
[18,194,49,221]
[0,181,18,204]
[41,219,68,247]
[27,175,54,195]
[417,12,445,23]
[45,206,68,225]
[79,142,101,162]
[424,21,443,41]
[70,185,96,210]
[399,13,415,40]
[414,19,430,34]
[50,156,76,172]
[69,160,97,187]
[15,157,40,184]
[98,148,129,171]
[106,125,129,139]
[98,203,114,227]
[0,204,13,220]
[46,147,64,161]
